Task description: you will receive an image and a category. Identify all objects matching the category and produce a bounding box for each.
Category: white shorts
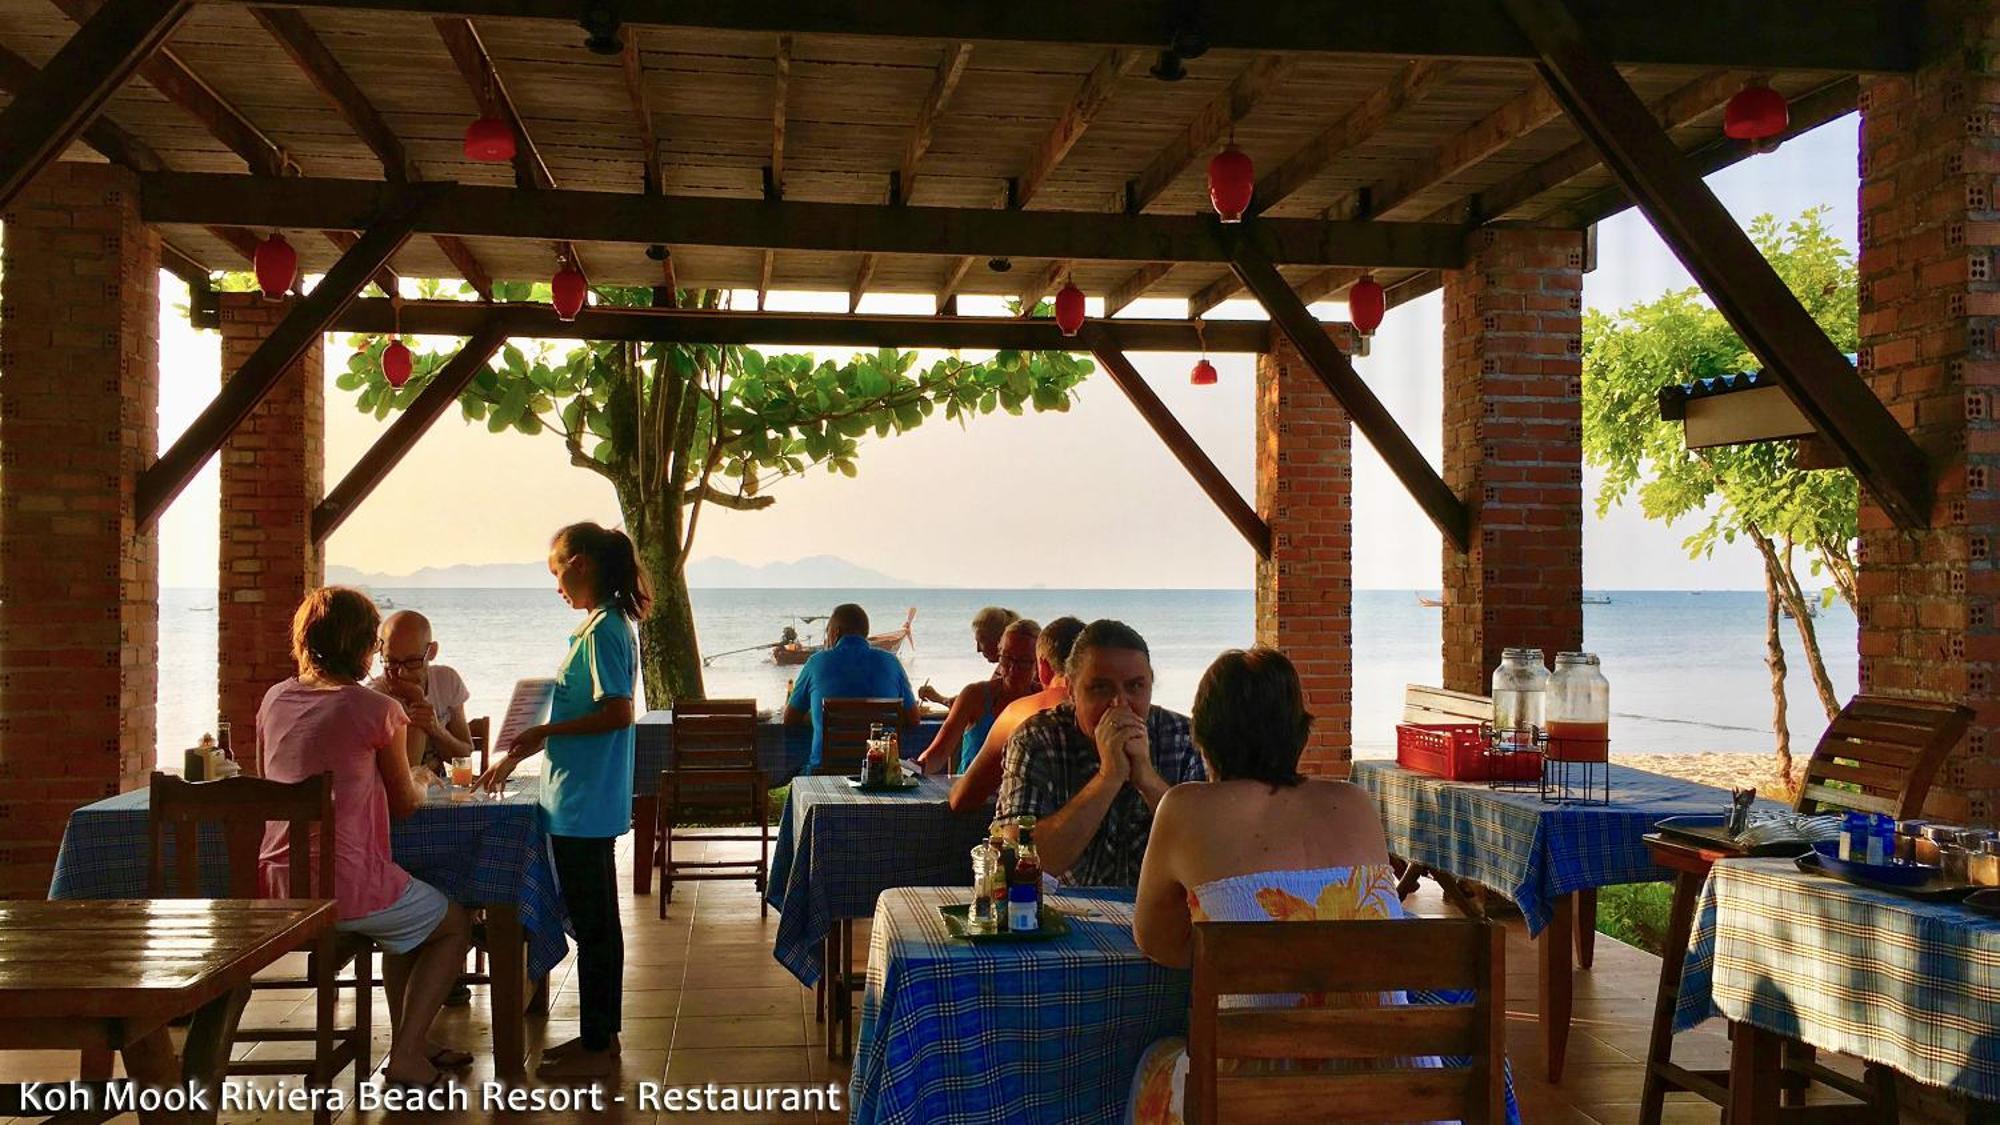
[337,877,450,954]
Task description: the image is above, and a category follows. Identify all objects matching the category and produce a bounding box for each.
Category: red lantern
[1723,82,1788,150]
[551,265,588,322]
[252,233,296,300]
[1190,358,1219,386]
[1053,281,1086,337]
[1348,274,1385,336]
[463,116,517,163]
[382,340,414,388]
[1207,144,1254,222]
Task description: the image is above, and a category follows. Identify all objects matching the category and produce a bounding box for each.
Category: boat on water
[771,607,916,666]
[1420,593,1611,606]
[1416,594,1445,608]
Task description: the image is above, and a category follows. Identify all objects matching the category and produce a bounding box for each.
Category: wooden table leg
[488,903,526,1077]
[631,795,657,896]
[122,1025,186,1125]
[1639,870,1704,1125]
[839,918,855,1060]
[1728,1020,1782,1124]
[1576,888,1598,969]
[178,986,248,1125]
[1541,892,1575,1084]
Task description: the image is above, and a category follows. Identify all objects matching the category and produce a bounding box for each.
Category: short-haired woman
[258,586,473,1089]
[1123,647,1399,1123]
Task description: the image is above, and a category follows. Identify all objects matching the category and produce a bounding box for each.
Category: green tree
[337,285,1092,707]
[1582,207,1857,786]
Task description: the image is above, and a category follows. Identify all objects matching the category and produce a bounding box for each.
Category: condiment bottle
[183,733,215,781]
[1895,820,1929,864]
[1972,838,2000,888]
[1868,814,1894,866]
[1008,816,1042,933]
[1839,812,1868,862]
[1918,824,1961,867]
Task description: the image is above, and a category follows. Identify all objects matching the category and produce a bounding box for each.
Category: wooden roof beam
[1227,232,1471,552]
[140,172,1478,270]
[235,1,1921,74]
[848,254,877,314]
[0,0,188,210]
[330,297,1278,353]
[0,40,162,172]
[900,42,972,204]
[1252,60,1458,220]
[1016,260,1067,317]
[1104,53,1287,312]
[619,32,658,191]
[314,319,508,542]
[1502,0,1931,528]
[138,191,425,529]
[1081,328,1271,559]
[769,34,790,199]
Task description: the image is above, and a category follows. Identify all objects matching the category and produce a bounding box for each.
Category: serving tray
[938,903,1071,942]
[1796,849,1977,902]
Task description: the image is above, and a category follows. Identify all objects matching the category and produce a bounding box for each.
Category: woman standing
[478,522,648,1079]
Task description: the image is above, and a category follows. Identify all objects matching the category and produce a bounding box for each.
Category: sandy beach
[1618,751,1792,801]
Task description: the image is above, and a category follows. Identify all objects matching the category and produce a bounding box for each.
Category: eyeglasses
[381,655,427,671]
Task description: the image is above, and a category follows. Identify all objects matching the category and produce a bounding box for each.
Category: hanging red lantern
[1348,274,1385,336]
[1053,280,1086,337]
[1723,82,1788,151]
[252,233,296,300]
[1190,358,1219,386]
[1207,144,1255,222]
[551,264,588,322]
[463,116,517,163]
[381,340,414,388]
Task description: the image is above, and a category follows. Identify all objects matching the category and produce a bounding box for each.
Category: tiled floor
[1,834,1751,1123]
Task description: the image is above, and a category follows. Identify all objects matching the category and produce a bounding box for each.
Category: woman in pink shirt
[258,586,472,1089]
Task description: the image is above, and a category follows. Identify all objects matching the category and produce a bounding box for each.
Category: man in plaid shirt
[994,619,1204,886]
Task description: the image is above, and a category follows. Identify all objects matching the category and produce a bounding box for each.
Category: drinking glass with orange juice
[451,756,475,788]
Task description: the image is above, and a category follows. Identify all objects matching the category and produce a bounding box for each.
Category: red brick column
[0,163,160,896]
[216,293,323,774]
[1255,326,1360,777]
[1440,227,1586,694]
[1856,10,2000,831]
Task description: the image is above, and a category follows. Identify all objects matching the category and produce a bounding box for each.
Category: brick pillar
[1856,6,2000,831]
[216,293,323,774]
[0,163,160,896]
[1440,227,1586,694]
[1255,325,1359,777]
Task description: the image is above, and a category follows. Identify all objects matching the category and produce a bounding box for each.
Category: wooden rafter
[137,191,427,529]
[848,253,878,314]
[0,0,188,210]
[1102,54,1286,314]
[252,4,492,297]
[313,319,508,542]
[140,172,1476,270]
[940,47,1139,314]
[1254,60,1457,219]
[0,41,162,172]
[1017,260,1067,317]
[241,0,1921,74]
[1226,233,1470,552]
[325,229,399,296]
[759,33,791,309]
[330,297,1278,353]
[1502,0,1931,528]
[845,42,972,314]
[620,30,675,304]
[1082,329,1271,558]
[1104,263,1173,317]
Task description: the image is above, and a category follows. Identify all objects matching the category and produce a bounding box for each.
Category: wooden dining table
[0,898,335,1125]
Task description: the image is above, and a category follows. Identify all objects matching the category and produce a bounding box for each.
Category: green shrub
[1594,882,1675,956]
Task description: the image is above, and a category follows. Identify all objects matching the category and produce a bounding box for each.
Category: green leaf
[334,370,365,392]
[459,396,486,422]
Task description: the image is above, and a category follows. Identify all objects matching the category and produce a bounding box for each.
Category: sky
[153,115,1863,591]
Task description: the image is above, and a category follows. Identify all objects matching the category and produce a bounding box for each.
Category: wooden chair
[1187,917,1507,1124]
[815,697,905,777]
[1639,693,1971,1125]
[147,771,370,1119]
[655,699,769,918]
[469,715,490,773]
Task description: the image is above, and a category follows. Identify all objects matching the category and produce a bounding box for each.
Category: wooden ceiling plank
[1253,59,1458,218]
[1018,47,1142,208]
[900,42,972,203]
[1502,0,1931,529]
[0,0,189,209]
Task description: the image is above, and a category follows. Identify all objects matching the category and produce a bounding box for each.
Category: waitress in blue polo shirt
[478,521,646,1079]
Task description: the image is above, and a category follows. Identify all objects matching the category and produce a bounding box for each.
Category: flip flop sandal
[429,1046,475,1069]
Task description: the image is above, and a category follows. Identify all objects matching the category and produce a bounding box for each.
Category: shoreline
[1615,751,1791,800]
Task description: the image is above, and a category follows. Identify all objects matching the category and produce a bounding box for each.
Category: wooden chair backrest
[817,697,903,776]
[1793,694,1972,819]
[674,698,758,718]
[1188,918,1506,1125]
[148,771,335,900]
[468,716,490,773]
[1404,684,1493,726]
[672,713,759,772]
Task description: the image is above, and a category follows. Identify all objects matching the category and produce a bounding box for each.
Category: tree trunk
[614,477,705,709]
[1771,536,1841,722]
[1754,529,1796,793]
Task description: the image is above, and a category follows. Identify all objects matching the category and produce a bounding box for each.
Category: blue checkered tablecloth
[634,711,944,794]
[1351,759,1745,935]
[48,779,569,980]
[767,774,992,987]
[850,887,1524,1124]
[1673,857,2000,1101]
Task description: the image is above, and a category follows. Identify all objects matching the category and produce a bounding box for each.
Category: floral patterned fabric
[1125,864,1408,1125]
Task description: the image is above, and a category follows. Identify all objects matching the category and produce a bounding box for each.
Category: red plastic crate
[1395,722,1542,782]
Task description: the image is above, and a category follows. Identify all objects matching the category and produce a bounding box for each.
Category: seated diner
[914,616,1041,775]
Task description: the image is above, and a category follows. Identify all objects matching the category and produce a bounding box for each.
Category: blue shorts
[337,877,450,954]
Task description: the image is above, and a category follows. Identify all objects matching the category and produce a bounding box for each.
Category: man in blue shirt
[783,603,920,772]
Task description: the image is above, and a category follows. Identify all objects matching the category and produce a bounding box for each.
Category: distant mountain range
[326,554,914,589]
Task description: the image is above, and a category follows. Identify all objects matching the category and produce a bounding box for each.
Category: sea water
[159,588,1855,759]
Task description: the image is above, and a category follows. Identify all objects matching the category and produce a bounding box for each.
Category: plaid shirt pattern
[993,703,1203,887]
[1675,857,2000,1100]
[633,714,944,794]
[1351,760,1740,935]
[49,779,570,979]
[766,775,992,986]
